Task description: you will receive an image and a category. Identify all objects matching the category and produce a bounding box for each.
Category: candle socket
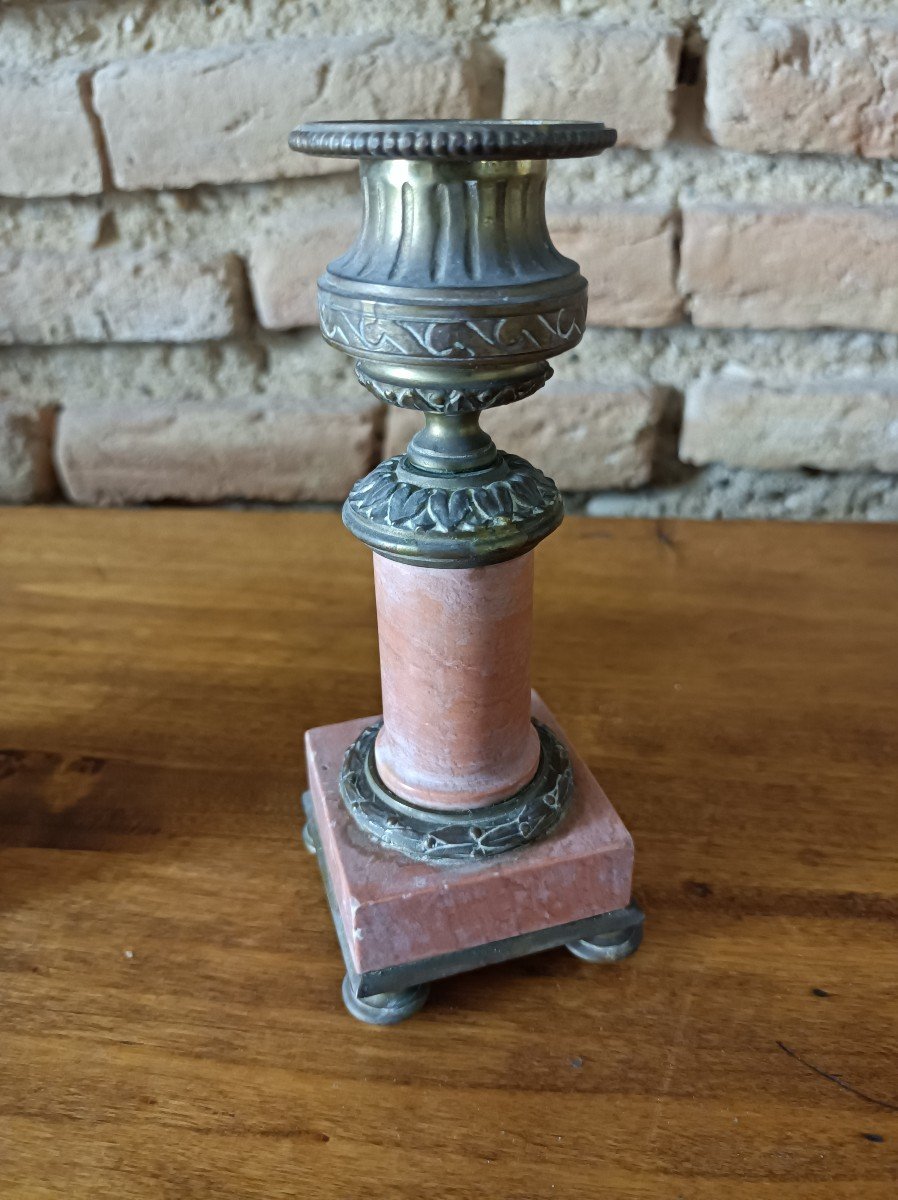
[295,121,643,1023]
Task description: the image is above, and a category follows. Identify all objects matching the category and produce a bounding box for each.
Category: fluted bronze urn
[295,121,642,1024]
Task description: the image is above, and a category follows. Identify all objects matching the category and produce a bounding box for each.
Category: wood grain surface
[1,509,896,1199]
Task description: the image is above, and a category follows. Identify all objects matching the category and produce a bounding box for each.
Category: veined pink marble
[373,552,540,809]
[304,692,635,975]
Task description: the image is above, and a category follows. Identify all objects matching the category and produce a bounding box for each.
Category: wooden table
[1,510,896,1198]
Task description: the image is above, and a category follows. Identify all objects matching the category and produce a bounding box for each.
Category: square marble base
[304,692,636,997]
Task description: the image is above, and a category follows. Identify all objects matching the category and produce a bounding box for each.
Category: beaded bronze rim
[290,120,616,161]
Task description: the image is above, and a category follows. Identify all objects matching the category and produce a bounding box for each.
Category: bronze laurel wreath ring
[339,720,574,863]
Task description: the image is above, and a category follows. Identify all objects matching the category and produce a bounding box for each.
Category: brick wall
[2,1,898,520]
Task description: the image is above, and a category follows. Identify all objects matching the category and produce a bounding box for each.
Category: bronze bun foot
[341,976,431,1026]
[566,903,645,963]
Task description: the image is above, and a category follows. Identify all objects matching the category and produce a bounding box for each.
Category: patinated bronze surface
[294,120,612,568]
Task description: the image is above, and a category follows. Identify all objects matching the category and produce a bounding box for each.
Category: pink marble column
[373,552,541,811]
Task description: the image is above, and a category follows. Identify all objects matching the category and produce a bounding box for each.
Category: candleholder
[293,120,643,1024]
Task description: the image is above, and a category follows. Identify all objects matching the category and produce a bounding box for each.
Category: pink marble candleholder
[292,119,643,1024]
